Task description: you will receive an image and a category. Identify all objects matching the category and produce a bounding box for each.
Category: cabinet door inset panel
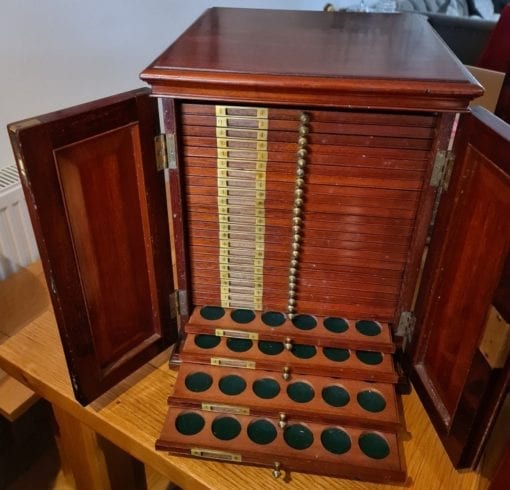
[55,124,159,367]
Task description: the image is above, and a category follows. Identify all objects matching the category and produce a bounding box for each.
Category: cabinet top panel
[141,8,481,110]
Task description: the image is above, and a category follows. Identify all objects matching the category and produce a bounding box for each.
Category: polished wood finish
[8,89,176,404]
[411,106,510,467]
[141,9,482,110]
[0,262,488,489]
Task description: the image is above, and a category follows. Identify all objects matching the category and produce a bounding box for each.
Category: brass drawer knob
[284,337,293,350]
[282,366,291,381]
[278,413,287,429]
[272,461,282,479]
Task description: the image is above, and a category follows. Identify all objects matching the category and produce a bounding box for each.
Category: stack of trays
[157,306,405,482]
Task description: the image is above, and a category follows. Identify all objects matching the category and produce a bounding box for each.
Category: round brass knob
[298,136,307,147]
[299,125,309,136]
[290,258,299,268]
[297,148,308,158]
[278,413,288,429]
[300,113,310,124]
[284,337,293,350]
[272,462,282,479]
[282,366,291,381]
[293,207,302,217]
[297,158,306,168]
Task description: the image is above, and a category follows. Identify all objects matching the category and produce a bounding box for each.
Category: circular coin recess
[323,317,349,333]
[359,432,390,459]
[357,390,386,413]
[261,311,286,327]
[291,344,317,359]
[321,427,352,454]
[284,424,314,450]
[252,378,281,399]
[231,309,256,324]
[175,412,205,436]
[247,419,278,445]
[218,375,247,396]
[194,334,221,349]
[287,381,315,403]
[226,337,253,352]
[355,320,382,337]
[184,372,213,393]
[200,306,225,321]
[258,340,284,356]
[356,351,383,365]
[292,314,317,330]
[323,347,350,362]
[211,416,242,441]
[322,385,350,407]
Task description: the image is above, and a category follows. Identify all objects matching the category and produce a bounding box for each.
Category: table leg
[52,404,148,490]
[53,404,112,489]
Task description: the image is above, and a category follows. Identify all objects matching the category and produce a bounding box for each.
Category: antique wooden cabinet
[8,8,510,484]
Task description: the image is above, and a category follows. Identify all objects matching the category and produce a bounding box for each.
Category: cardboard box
[466,65,505,113]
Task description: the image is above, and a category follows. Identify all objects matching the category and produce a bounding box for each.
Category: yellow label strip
[191,448,242,462]
[215,329,259,340]
[211,357,256,369]
[201,403,250,415]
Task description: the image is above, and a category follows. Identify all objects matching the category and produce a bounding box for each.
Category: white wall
[0,0,347,168]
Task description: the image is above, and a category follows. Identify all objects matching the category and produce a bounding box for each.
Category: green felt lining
[292,314,317,330]
[175,412,205,436]
[199,306,225,321]
[323,347,350,362]
[323,317,349,333]
[231,309,256,324]
[287,381,315,403]
[211,416,242,441]
[194,334,221,349]
[322,385,350,407]
[321,427,351,454]
[218,375,246,396]
[291,344,317,359]
[258,340,284,356]
[226,338,253,352]
[252,378,280,399]
[358,432,390,459]
[356,350,383,365]
[247,419,277,445]
[283,424,314,450]
[184,372,213,393]
[261,311,286,327]
[357,390,386,413]
[355,320,382,337]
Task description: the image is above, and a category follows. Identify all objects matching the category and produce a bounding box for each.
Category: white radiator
[0,164,39,280]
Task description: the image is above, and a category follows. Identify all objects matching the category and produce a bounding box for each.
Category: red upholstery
[477,5,510,122]
[478,4,510,72]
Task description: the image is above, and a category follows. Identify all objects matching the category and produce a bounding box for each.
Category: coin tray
[186,306,395,353]
[157,407,406,482]
[171,364,400,430]
[180,333,397,383]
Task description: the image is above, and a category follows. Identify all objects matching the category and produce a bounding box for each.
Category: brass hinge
[154,133,177,171]
[169,289,188,320]
[430,150,455,191]
[479,306,510,369]
[396,311,416,350]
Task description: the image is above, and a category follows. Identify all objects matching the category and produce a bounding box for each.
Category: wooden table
[0,262,486,490]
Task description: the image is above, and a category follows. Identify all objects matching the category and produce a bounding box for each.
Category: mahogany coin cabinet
[8,8,510,484]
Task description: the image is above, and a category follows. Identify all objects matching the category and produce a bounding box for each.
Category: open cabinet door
[411,106,510,468]
[8,88,177,405]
